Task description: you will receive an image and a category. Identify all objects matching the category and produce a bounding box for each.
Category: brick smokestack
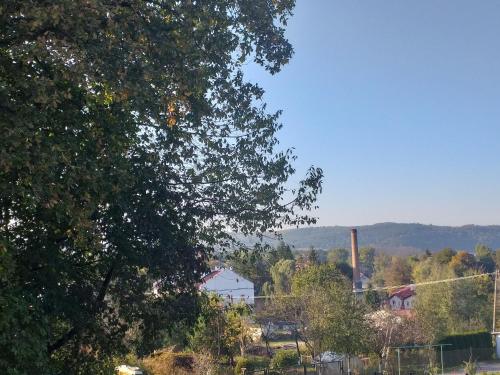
[351,228,362,290]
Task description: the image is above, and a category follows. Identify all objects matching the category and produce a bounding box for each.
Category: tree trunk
[47,262,116,354]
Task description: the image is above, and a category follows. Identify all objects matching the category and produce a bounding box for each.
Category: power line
[364,271,495,292]
[251,271,495,299]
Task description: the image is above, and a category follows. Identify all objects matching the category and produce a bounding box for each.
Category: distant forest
[241,223,500,254]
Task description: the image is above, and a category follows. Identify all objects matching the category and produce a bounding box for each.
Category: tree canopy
[0,1,322,372]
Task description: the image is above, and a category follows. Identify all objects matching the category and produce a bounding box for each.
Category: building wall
[389,295,402,310]
[202,269,255,305]
[403,295,415,309]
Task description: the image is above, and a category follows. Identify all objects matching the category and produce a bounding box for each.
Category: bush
[270,350,299,369]
[141,349,218,375]
[234,357,249,375]
[234,356,270,375]
[438,331,492,350]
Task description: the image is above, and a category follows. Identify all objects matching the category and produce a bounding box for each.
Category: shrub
[438,331,492,350]
[234,356,271,375]
[270,350,299,369]
[141,349,218,375]
[234,357,249,375]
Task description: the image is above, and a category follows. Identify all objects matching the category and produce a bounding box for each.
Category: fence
[384,347,495,374]
[242,348,496,375]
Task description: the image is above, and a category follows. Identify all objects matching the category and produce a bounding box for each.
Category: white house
[388,286,415,310]
[198,268,255,305]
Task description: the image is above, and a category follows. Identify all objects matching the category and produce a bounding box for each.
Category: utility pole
[396,348,401,375]
[493,269,500,359]
[493,270,498,333]
[440,344,444,375]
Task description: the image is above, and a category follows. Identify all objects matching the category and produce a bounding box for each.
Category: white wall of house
[201,268,255,305]
[389,295,402,310]
[403,295,415,309]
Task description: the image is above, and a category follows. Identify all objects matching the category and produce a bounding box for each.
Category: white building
[198,268,254,305]
[388,286,415,310]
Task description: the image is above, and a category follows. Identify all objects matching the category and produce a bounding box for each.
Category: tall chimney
[351,228,362,290]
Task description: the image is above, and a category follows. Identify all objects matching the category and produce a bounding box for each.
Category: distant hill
[242,223,500,255]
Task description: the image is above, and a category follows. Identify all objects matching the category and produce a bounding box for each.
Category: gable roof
[389,286,415,300]
[201,269,222,284]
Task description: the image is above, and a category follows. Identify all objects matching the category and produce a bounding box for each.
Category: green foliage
[306,247,320,265]
[290,264,371,356]
[364,286,383,310]
[234,357,249,375]
[449,251,477,276]
[475,244,495,272]
[234,356,270,375]
[228,242,295,295]
[1,0,323,372]
[438,331,493,350]
[270,259,295,295]
[270,350,299,369]
[142,350,219,375]
[269,242,295,264]
[228,248,273,295]
[327,248,350,265]
[434,248,457,265]
[189,295,252,360]
[415,265,492,341]
[359,247,376,276]
[384,256,412,286]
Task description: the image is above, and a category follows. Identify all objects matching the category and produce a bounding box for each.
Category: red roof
[389,286,415,300]
[197,269,222,289]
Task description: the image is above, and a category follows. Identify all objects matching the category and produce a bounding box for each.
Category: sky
[244,0,500,227]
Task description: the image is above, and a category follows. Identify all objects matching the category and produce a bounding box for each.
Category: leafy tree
[290,264,370,357]
[414,265,455,342]
[369,310,425,372]
[189,295,227,359]
[269,259,296,295]
[268,241,294,265]
[225,303,253,358]
[415,265,492,341]
[0,1,322,372]
[384,257,412,287]
[227,248,272,295]
[372,252,392,286]
[228,242,295,294]
[359,247,375,276]
[449,251,476,276]
[475,244,495,272]
[306,247,320,265]
[364,285,384,310]
[189,295,252,364]
[327,248,350,265]
[495,249,500,270]
[412,256,433,282]
[433,248,456,265]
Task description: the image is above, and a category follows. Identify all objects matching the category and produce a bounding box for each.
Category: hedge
[234,356,271,375]
[270,350,299,369]
[437,331,493,351]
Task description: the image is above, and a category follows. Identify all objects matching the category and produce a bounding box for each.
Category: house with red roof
[198,268,255,305]
[388,286,416,310]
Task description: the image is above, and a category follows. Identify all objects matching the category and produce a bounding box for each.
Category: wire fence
[240,348,496,375]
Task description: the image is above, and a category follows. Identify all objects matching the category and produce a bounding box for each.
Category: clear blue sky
[245,0,500,227]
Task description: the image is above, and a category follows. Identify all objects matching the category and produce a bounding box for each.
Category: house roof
[389,286,415,300]
[200,269,222,284]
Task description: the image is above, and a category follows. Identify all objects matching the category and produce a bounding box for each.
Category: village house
[388,286,416,310]
[198,268,255,305]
